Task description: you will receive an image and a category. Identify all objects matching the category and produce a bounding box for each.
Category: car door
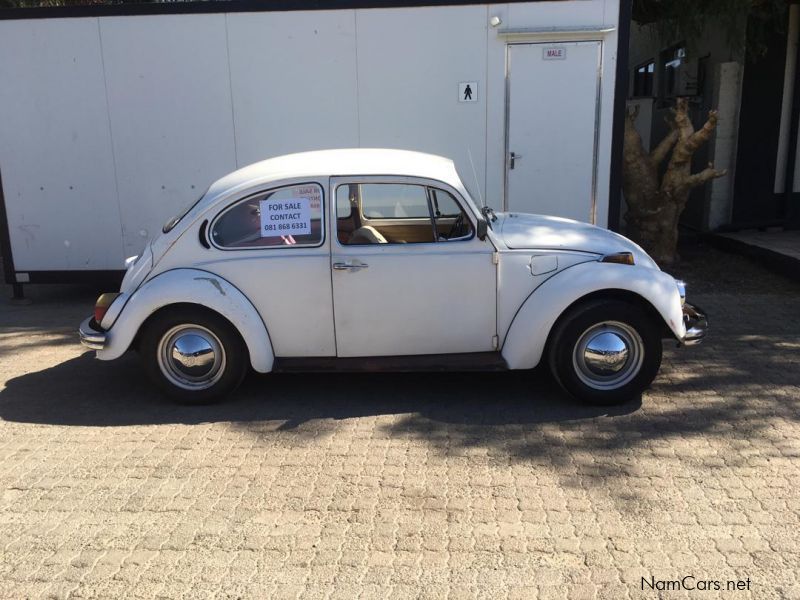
[329,176,497,357]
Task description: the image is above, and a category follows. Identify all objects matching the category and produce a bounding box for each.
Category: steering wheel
[446,213,464,240]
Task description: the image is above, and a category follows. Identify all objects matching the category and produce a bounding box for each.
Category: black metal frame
[607,0,631,232]
[784,4,800,229]
[0,166,26,297]
[0,0,551,20]
[0,0,631,286]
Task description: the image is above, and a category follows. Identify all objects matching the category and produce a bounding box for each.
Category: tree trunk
[622,98,727,266]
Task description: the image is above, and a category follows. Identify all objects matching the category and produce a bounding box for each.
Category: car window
[336,185,353,219]
[211,183,323,249]
[337,183,435,245]
[430,188,474,240]
[335,183,473,245]
[360,183,430,219]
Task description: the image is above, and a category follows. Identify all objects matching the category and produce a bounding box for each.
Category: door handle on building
[509,152,523,170]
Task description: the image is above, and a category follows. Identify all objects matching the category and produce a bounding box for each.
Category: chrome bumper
[682,303,707,346]
[78,317,107,350]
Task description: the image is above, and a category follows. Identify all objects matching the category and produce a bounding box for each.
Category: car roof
[204,148,462,202]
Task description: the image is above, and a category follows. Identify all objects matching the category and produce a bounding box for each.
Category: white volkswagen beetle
[79,149,706,405]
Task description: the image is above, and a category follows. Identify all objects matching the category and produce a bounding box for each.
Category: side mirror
[477,218,488,240]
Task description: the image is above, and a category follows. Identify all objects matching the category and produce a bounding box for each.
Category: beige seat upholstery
[348,225,388,245]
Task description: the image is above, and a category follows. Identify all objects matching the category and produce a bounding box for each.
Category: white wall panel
[100,14,237,257]
[506,0,606,29]
[356,5,488,201]
[227,10,359,166]
[0,1,621,277]
[0,18,123,271]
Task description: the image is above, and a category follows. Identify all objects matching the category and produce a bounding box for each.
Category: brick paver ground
[1,244,799,599]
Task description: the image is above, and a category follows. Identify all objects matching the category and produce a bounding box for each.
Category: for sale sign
[259,198,312,236]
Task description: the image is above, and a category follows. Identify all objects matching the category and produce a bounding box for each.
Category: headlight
[600,252,635,265]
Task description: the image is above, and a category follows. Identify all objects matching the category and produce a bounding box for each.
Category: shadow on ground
[0,351,638,430]
[1,242,798,464]
[1,332,798,465]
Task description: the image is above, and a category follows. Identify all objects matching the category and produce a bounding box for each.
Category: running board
[273,352,508,373]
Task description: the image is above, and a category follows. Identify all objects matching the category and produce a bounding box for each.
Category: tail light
[94,293,120,325]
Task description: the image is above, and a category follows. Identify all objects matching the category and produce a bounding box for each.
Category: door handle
[333,261,369,271]
[509,151,523,170]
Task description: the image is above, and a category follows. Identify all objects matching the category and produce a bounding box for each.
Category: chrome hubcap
[573,321,644,390]
[584,332,629,375]
[157,325,226,390]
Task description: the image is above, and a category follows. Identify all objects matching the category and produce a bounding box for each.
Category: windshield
[162,188,208,233]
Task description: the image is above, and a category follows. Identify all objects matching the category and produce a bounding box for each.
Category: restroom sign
[458,82,478,103]
[543,46,567,60]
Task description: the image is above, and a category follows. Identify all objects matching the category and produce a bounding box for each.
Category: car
[79,148,707,405]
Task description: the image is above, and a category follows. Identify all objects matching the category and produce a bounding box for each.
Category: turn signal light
[600,252,635,266]
[94,293,120,325]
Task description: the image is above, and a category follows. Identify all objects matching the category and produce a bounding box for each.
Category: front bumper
[78,317,107,350]
[682,303,708,346]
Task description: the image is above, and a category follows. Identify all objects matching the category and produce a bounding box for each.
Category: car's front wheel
[548,299,663,405]
[140,306,248,404]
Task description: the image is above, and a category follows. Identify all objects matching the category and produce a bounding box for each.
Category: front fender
[501,262,684,370]
[96,268,274,373]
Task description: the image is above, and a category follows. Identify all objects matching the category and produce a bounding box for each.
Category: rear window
[210,183,324,249]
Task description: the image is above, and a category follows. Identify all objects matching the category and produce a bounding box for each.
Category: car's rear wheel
[548,299,662,405]
[140,306,248,404]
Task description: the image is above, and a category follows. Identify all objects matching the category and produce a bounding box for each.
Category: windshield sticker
[260,198,312,237]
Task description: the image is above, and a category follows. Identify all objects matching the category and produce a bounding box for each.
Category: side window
[337,183,434,245]
[211,183,323,249]
[361,184,430,219]
[430,188,474,240]
[336,183,474,245]
[336,184,353,219]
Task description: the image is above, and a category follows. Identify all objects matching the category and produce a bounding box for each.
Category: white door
[506,41,602,223]
[329,177,497,357]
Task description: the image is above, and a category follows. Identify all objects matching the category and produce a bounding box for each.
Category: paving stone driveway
[1,246,799,599]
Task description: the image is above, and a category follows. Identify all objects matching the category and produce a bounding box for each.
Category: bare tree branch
[684,164,728,190]
[672,98,695,143]
[684,110,720,155]
[623,96,728,266]
[650,129,679,165]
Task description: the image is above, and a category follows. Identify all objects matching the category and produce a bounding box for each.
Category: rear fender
[501,262,684,370]
[96,268,274,373]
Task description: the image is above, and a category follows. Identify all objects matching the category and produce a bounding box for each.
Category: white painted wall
[0,0,619,274]
[99,14,238,258]
[226,10,359,165]
[0,18,123,271]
